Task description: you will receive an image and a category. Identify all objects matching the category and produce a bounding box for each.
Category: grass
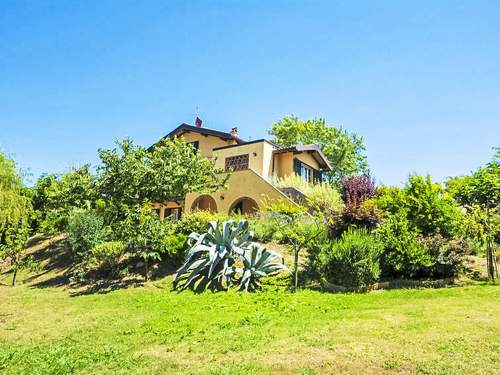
[0,236,499,374]
[1,282,499,374]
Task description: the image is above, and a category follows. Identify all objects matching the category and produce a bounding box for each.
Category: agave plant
[237,243,289,291]
[173,219,288,292]
[173,220,254,291]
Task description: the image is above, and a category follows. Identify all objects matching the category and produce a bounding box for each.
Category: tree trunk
[144,258,149,282]
[12,269,17,286]
[486,209,495,280]
[486,236,495,280]
[293,243,299,291]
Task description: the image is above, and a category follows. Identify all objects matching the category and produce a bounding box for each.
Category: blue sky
[1,0,499,185]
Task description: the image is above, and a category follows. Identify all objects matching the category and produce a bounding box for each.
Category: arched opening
[229,197,259,215]
[191,195,217,212]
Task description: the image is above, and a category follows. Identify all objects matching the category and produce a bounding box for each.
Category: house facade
[151,118,331,219]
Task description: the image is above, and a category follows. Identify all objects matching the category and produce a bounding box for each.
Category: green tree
[264,201,318,290]
[96,137,228,223]
[0,151,32,286]
[118,204,171,281]
[269,116,368,183]
[96,137,228,279]
[446,149,499,279]
[377,174,465,239]
[31,166,96,233]
[29,173,58,232]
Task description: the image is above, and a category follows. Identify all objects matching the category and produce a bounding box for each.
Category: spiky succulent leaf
[238,243,289,291]
[173,219,255,291]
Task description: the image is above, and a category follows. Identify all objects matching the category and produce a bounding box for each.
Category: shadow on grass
[69,278,145,297]
[27,235,73,289]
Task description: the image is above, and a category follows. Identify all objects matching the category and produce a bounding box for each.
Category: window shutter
[314,170,323,183]
[293,158,301,175]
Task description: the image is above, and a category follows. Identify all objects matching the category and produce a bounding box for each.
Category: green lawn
[0,280,499,375]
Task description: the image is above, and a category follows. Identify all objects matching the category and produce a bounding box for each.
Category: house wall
[185,169,293,214]
[261,141,275,179]
[295,152,322,170]
[212,141,271,176]
[155,130,326,216]
[178,131,236,158]
[273,152,294,178]
[272,151,322,179]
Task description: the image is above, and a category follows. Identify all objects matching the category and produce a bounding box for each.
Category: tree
[446,149,499,279]
[264,201,318,290]
[0,151,32,286]
[377,174,465,239]
[95,137,229,279]
[97,138,228,218]
[29,173,58,232]
[30,166,96,233]
[118,205,171,281]
[269,116,368,183]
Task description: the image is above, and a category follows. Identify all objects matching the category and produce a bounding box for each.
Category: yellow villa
[151,118,331,220]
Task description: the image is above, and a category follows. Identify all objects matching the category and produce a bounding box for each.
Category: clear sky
[1,0,499,186]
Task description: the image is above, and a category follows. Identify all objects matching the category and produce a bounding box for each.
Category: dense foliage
[273,174,343,213]
[341,174,376,205]
[0,152,30,233]
[25,137,229,282]
[269,116,368,183]
[97,138,226,218]
[2,128,497,289]
[326,174,381,238]
[327,200,381,238]
[376,174,465,239]
[0,151,32,285]
[446,149,499,278]
[67,209,107,260]
[314,228,381,288]
[376,212,432,278]
[31,166,96,233]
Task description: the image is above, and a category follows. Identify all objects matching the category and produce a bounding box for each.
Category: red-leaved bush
[341,174,376,205]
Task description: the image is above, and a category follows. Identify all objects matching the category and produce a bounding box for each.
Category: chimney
[195,116,202,127]
[230,127,238,137]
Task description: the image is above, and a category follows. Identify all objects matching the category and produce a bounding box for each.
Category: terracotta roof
[166,123,245,143]
[212,139,277,151]
[273,144,332,171]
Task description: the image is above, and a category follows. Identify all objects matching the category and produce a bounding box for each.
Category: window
[164,207,182,222]
[188,141,199,152]
[300,164,312,182]
[293,158,320,183]
[225,154,249,172]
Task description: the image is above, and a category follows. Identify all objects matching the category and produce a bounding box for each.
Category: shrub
[418,235,467,278]
[306,182,343,212]
[273,174,343,212]
[163,233,188,260]
[376,212,432,278]
[314,228,381,288]
[252,201,324,247]
[249,213,282,243]
[67,209,107,259]
[87,241,126,272]
[376,175,465,239]
[175,210,230,236]
[117,205,176,280]
[326,200,381,238]
[341,174,376,205]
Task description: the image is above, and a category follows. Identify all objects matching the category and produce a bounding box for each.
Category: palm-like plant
[237,243,289,291]
[173,219,288,292]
